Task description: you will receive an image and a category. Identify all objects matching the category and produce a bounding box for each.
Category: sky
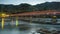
[0,0,60,5]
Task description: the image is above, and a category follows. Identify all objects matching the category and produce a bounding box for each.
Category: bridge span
[0,10,60,29]
[10,10,60,17]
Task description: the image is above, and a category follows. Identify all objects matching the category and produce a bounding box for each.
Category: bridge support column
[11,18,14,27]
[42,15,46,23]
[30,16,32,24]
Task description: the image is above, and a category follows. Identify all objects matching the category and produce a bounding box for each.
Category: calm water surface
[0,19,60,34]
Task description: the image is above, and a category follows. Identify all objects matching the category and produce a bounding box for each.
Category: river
[0,18,60,34]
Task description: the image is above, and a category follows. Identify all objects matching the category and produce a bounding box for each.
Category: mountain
[0,2,60,13]
[34,2,60,11]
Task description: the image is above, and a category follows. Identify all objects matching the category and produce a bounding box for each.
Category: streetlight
[0,13,9,29]
[53,16,56,18]
[1,13,6,29]
[52,15,57,23]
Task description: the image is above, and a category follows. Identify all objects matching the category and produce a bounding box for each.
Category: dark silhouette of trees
[0,2,60,13]
[19,3,33,12]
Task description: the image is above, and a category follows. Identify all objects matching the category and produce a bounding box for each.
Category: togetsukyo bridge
[0,10,60,18]
[0,10,60,29]
[10,10,60,17]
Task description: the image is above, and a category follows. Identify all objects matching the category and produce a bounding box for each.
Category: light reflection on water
[0,20,40,34]
[0,20,60,34]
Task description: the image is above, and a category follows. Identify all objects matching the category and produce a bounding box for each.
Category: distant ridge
[0,2,60,13]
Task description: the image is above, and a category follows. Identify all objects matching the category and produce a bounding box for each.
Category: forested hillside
[0,2,60,13]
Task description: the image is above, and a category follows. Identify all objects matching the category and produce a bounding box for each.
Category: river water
[0,19,60,34]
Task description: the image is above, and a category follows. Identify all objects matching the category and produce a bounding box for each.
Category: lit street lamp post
[1,13,6,29]
[0,13,9,29]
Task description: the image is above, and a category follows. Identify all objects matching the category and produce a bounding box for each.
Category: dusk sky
[0,0,60,5]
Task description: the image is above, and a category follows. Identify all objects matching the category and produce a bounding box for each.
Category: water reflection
[1,18,4,29]
[0,18,60,34]
[0,27,31,34]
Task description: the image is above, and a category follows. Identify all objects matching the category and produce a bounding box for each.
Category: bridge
[10,10,60,17]
[0,10,60,17]
[0,10,60,29]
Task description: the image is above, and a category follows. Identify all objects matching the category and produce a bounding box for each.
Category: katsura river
[0,18,60,34]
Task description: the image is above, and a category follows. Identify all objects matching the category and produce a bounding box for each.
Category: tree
[19,3,32,12]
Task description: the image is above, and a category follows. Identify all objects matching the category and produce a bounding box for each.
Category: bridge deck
[10,10,60,17]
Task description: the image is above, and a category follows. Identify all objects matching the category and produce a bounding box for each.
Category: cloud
[0,0,60,5]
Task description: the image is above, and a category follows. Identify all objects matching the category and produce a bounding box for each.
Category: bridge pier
[30,16,32,24]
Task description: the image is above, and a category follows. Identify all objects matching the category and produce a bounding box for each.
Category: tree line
[0,2,60,14]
